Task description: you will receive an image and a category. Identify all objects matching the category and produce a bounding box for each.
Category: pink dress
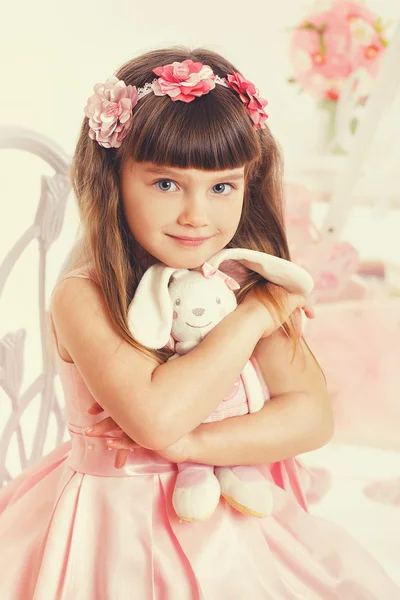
[0,268,399,599]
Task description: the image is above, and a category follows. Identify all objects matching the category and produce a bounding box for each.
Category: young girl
[0,47,398,599]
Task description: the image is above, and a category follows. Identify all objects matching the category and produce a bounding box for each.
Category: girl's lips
[168,235,212,246]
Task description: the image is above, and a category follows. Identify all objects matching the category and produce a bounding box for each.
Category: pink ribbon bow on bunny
[201,261,309,337]
[201,262,241,290]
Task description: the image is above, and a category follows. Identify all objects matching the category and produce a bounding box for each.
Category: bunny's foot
[172,464,221,522]
[215,466,273,518]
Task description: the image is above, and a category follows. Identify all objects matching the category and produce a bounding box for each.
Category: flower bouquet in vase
[289,0,389,153]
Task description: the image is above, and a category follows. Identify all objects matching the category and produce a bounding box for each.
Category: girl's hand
[85,402,192,467]
[84,403,139,468]
[240,283,314,338]
[106,430,191,465]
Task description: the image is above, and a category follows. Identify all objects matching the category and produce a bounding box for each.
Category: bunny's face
[168,271,237,343]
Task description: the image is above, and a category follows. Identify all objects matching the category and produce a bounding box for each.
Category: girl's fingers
[87,402,104,415]
[283,295,304,320]
[115,449,131,469]
[288,294,315,320]
[304,306,315,319]
[113,433,140,468]
[303,301,315,319]
[84,420,139,468]
[301,297,315,319]
[83,417,123,436]
[106,435,139,451]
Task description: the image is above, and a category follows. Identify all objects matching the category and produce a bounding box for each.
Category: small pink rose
[312,52,326,66]
[365,44,380,59]
[325,88,339,101]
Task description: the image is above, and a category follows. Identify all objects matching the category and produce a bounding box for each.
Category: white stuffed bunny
[128,248,313,522]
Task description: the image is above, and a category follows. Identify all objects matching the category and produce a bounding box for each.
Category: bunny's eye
[216,297,221,304]
[174,298,181,306]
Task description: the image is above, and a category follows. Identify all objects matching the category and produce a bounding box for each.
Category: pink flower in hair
[151,59,216,103]
[84,76,139,148]
[226,71,269,130]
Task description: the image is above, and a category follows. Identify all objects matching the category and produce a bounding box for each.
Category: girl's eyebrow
[143,166,244,181]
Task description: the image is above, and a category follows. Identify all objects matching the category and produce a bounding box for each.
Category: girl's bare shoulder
[50,276,158,414]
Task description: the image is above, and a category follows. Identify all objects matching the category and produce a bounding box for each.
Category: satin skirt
[0,435,399,600]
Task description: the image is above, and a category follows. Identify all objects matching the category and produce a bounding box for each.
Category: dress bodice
[52,267,176,478]
[56,354,177,477]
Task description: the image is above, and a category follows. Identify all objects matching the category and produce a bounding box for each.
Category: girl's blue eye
[154,180,235,194]
[155,179,178,192]
[212,183,233,195]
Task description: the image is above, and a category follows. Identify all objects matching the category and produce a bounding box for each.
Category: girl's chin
[152,242,227,270]
[152,251,208,270]
[161,258,206,270]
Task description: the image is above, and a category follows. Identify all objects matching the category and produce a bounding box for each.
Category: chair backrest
[0,127,72,488]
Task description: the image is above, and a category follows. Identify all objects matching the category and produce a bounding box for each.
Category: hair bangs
[118,84,261,171]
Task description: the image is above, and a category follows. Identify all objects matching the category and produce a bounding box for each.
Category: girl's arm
[52,277,306,452]
[186,330,334,466]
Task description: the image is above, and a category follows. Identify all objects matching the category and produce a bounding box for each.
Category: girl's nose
[178,195,210,227]
[192,308,205,316]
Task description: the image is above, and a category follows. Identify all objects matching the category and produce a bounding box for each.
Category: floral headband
[84,59,269,149]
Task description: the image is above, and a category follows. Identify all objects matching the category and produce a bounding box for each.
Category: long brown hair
[60,46,301,364]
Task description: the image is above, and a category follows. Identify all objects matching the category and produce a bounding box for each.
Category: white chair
[0,127,71,488]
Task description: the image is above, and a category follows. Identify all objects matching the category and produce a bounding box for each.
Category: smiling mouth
[186,321,212,328]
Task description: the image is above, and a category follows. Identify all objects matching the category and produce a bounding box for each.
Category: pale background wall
[1,0,400,583]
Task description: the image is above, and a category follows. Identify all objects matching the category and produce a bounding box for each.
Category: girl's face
[120,160,245,269]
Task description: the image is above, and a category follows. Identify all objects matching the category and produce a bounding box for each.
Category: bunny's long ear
[127,264,187,349]
[207,248,313,295]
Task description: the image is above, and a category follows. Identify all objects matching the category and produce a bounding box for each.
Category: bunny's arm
[185,329,333,467]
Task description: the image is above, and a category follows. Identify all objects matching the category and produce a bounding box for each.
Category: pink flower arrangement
[289,0,388,101]
[151,59,216,103]
[226,71,269,130]
[84,76,139,148]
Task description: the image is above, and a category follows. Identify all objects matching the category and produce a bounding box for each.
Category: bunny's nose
[192,308,205,317]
